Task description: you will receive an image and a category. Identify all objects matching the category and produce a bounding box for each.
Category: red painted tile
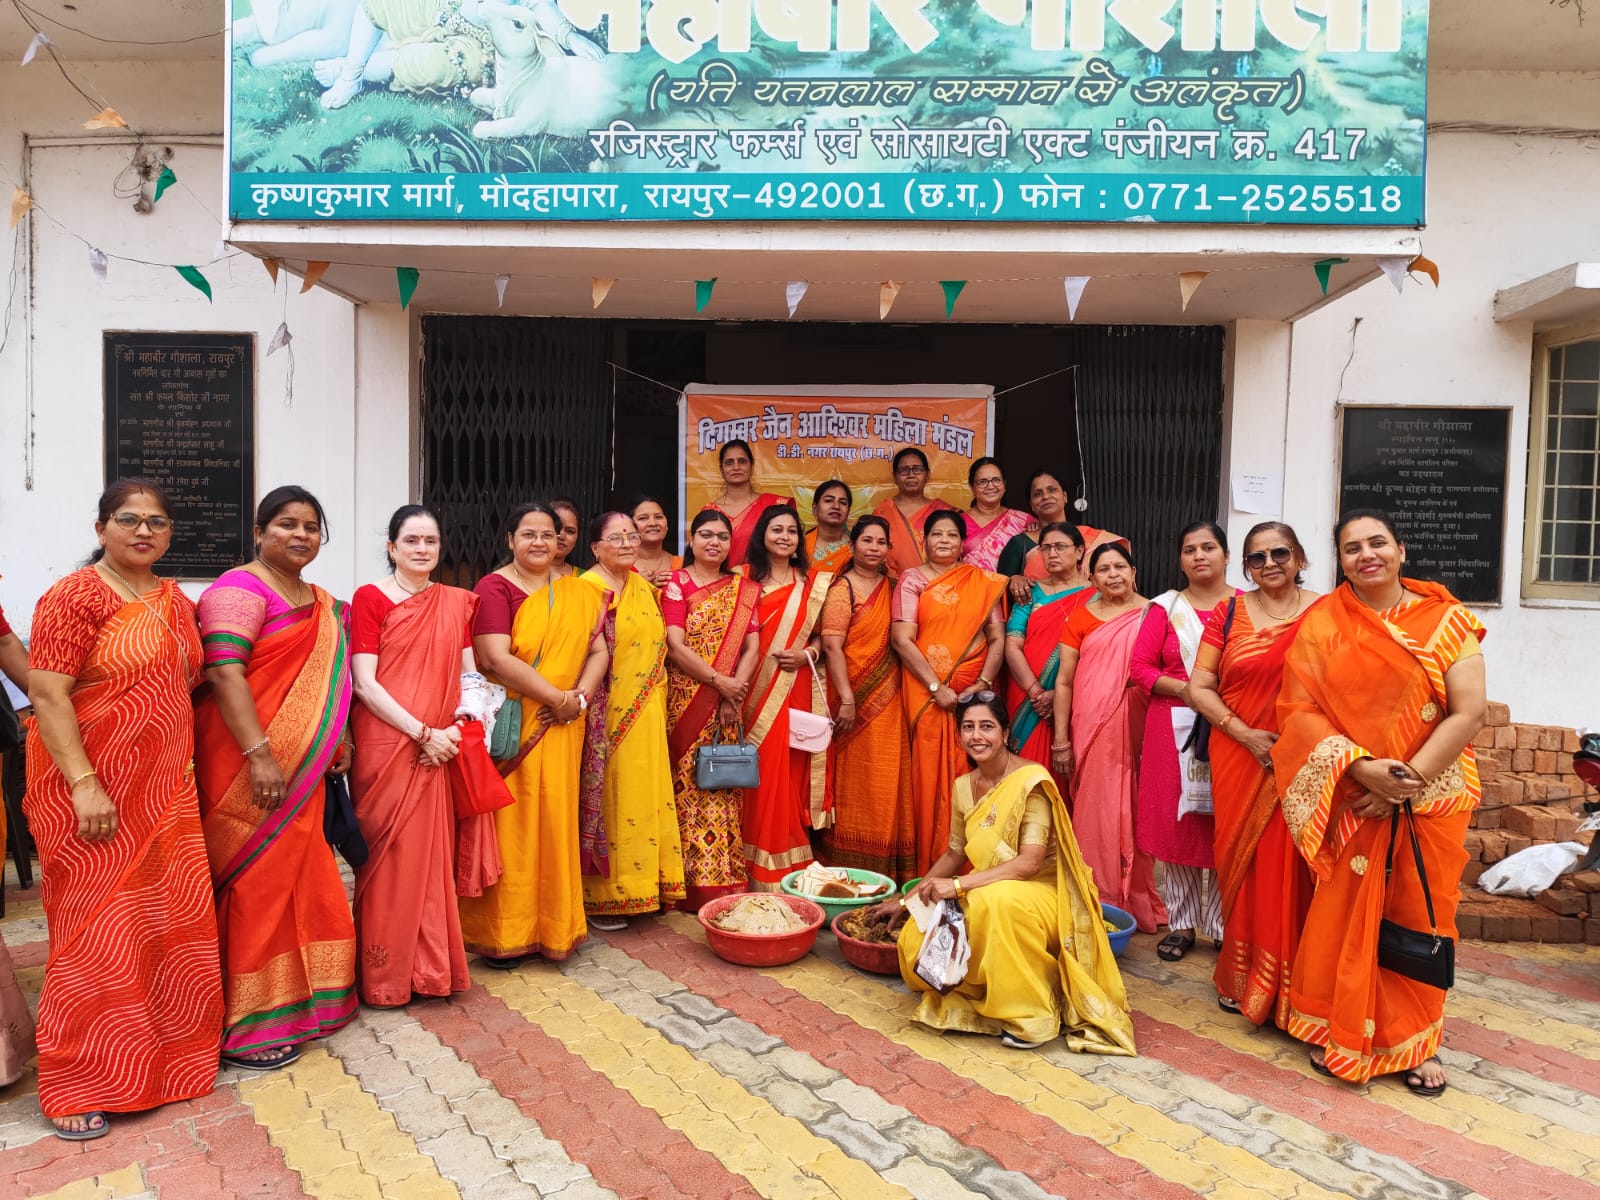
[1442,1019,1600,1096]
[1458,945,1600,1005]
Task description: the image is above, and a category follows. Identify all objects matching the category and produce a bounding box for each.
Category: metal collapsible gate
[421,316,612,583]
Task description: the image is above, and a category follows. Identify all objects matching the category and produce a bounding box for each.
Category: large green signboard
[228,0,1426,224]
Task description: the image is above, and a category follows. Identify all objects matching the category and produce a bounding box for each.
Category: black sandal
[1216,995,1241,1015]
[1157,932,1196,962]
[1309,1050,1336,1079]
[1402,1056,1447,1097]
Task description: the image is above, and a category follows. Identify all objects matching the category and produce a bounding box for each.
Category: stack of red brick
[1457,701,1597,943]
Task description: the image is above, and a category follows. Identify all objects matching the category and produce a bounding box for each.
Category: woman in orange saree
[1003,522,1092,783]
[1274,511,1485,1097]
[665,510,762,910]
[706,439,794,566]
[196,487,355,1068]
[804,480,854,575]
[741,506,828,887]
[25,480,221,1138]
[1187,522,1318,1023]
[348,505,479,1006]
[820,517,915,880]
[874,448,957,579]
[1051,543,1166,932]
[890,510,1006,878]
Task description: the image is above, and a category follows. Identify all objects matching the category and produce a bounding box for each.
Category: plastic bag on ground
[1477,842,1587,897]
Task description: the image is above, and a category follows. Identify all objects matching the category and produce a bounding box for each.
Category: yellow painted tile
[32,1179,110,1200]
[1108,1132,1222,1192]
[95,1164,147,1198]
[1443,992,1600,1059]
[306,1164,385,1200]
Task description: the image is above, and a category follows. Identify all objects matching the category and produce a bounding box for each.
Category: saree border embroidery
[1280,733,1362,865]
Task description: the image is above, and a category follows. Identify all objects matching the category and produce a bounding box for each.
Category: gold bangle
[1220,713,1236,734]
[68,769,98,790]
[242,734,270,757]
[952,877,966,901]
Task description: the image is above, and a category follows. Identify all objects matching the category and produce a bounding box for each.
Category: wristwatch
[928,679,939,695]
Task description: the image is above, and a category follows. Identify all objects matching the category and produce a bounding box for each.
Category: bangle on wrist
[1051,741,1071,751]
[242,734,270,757]
[416,724,432,745]
[976,675,993,690]
[68,768,98,789]
[1220,713,1236,733]
[952,877,966,901]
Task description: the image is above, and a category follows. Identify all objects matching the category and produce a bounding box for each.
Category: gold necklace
[97,565,190,682]
[257,557,309,607]
[1257,586,1302,621]
[509,560,548,593]
[96,561,157,598]
[393,570,432,596]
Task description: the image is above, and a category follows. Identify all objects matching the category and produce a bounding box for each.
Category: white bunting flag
[1063,276,1090,321]
[1377,256,1410,294]
[267,322,293,356]
[495,273,510,308]
[88,246,108,284]
[785,281,808,319]
[21,33,49,67]
[1179,271,1208,312]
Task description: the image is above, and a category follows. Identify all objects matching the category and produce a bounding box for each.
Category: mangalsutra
[393,570,433,597]
[258,556,309,607]
[1258,587,1302,622]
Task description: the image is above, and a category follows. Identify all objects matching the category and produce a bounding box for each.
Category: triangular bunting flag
[153,165,177,204]
[939,280,967,319]
[1179,271,1208,312]
[592,277,615,309]
[262,257,281,284]
[1063,276,1090,321]
[396,266,420,310]
[1312,257,1350,296]
[1377,256,1410,294]
[494,273,510,308]
[784,281,808,319]
[879,280,902,320]
[175,265,212,303]
[212,240,227,261]
[694,278,716,313]
[83,107,127,130]
[300,261,330,293]
[9,186,32,229]
[88,246,108,284]
[267,322,293,356]
[21,32,49,66]
[1409,255,1440,287]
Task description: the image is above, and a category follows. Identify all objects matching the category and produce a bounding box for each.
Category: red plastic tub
[831,911,902,976]
[697,893,825,967]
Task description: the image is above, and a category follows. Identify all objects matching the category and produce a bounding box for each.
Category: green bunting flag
[1313,257,1350,295]
[397,266,420,309]
[940,280,967,318]
[695,278,717,313]
[153,165,177,204]
[174,265,211,302]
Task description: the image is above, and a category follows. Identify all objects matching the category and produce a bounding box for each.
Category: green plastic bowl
[780,868,896,928]
[900,877,922,896]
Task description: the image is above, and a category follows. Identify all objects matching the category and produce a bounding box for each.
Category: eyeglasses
[1039,542,1076,555]
[895,465,928,476]
[110,513,172,533]
[1244,546,1294,570]
[956,689,998,704]
[973,477,1005,488]
[602,532,643,546]
[519,531,559,544]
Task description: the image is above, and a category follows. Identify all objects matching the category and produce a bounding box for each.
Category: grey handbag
[696,723,760,790]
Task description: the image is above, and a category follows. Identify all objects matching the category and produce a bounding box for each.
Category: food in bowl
[837,906,906,944]
[710,894,811,934]
[789,863,892,900]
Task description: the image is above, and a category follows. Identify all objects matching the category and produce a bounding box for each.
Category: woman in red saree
[890,510,1006,877]
[665,510,762,910]
[25,481,221,1139]
[706,439,794,566]
[348,505,478,1006]
[1003,522,1092,784]
[1274,511,1485,1097]
[1187,522,1318,1024]
[1051,543,1166,932]
[960,458,1031,572]
[741,506,829,887]
[196,486,356,1070]
[874,448,956,579]
[804,480,854,575]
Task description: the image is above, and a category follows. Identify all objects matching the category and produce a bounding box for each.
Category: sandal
[1000,1031,1049,1050]
[588,916,627,932]
[1216,995,1241,1015]
[1402,1056,1447,1098]
[53,1112,110,1141]
[480,954,527,971]
[1309,1050,1337,1079]
[1157,932,1196,962]
[221,1044,301,1072]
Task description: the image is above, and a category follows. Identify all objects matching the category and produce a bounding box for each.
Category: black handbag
[0,701,21,755]
[695,723,760,791]
[1377,801,1454,990]
[1181,596,1238,764]
[322,772,369,869]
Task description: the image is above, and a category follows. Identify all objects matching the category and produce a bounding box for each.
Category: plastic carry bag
[1478,842,1587,897]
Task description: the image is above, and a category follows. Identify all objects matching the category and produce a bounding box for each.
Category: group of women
[1,446,1486,1139]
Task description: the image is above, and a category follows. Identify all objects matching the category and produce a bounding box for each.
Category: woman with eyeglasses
[25,480,222,1138]
[804,480,855,575]
[740,505,830,887]
[890,510,1007,877]
[996,469,1127,606]
[1130,522,1238,963]
[1185,522,1318,1025]
[1272,511,1484,1096]
[960,457,1030,572]
[1002,523,1092,785]
[578,512,686,930]
[873,447,956,579]
[707,439,794,566]
[664,509,762,910]
[346,504,479,1006]
[1050,543,1165,931]
[819,515,915,880]
[463,501,609,966]
[629,495,681,587]
[195,484,356,1070]
[874,693,1135,1054]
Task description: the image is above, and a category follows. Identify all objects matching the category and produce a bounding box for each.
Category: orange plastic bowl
[831,911,902,976]
[697,893,825,967]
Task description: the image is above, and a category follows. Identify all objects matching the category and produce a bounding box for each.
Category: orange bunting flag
[879,280,902,320]
[1409,255,1440,287]
[1179,271,1208,312]
[262,257,281,285]
[83,107,127,130]
[9,185,32,229]
[592,277,616,309]
[300,260,330,293]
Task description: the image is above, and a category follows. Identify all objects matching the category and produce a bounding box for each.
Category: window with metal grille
[1527,331,1600,596]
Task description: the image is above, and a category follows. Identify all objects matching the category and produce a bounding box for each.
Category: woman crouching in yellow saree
[880,693,1136,1054]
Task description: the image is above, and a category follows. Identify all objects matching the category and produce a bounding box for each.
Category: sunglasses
[1244,546,1294,570]
[956,689,998,704]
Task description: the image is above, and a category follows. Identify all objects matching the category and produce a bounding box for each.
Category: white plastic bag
[913,900,971,993]
[1477,842,1587,897]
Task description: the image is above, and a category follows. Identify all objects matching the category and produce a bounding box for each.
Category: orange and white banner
[680,386,994,531]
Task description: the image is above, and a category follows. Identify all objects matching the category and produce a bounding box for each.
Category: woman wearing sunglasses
[1185,522,1318,1026]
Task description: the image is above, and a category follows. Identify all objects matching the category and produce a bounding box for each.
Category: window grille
[1531,335,1600,591]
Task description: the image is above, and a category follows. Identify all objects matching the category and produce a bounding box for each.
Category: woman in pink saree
[960,458,1031,572]
[1052,543,1167,931]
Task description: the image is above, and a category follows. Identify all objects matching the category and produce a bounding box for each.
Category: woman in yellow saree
[466,502,609,966]
[886,694,1135,1054]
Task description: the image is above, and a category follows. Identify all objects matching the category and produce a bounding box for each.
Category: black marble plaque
[103,332,255,577]
[1338,406,1509,603]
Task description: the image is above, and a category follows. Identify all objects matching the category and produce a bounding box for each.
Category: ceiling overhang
[1493,262,1600,333]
